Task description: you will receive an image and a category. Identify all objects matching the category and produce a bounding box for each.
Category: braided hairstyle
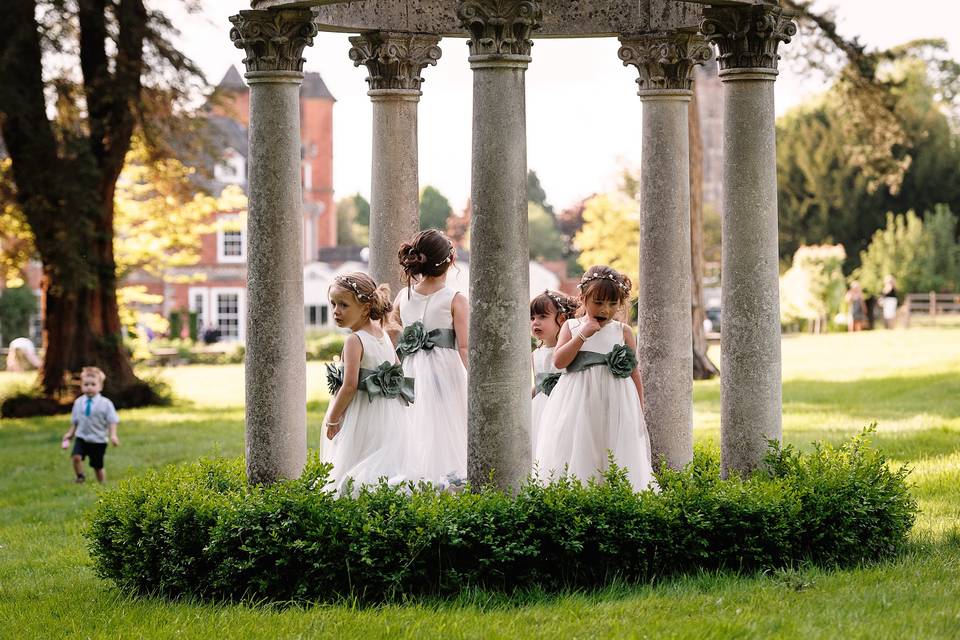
[397,229,456,291]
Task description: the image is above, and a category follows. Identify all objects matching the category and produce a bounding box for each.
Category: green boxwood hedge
[87,428,915,603]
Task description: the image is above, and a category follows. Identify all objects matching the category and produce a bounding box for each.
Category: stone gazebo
[228,0,796,486]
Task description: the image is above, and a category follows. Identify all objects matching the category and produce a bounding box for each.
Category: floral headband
[435,247,455,268]
[578,272,629,292]
[334,275,369,301]
[544,289,575,315]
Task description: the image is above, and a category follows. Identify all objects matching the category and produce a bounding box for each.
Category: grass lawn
[1,328,959,639]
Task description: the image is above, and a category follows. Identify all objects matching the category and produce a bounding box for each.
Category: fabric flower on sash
[605,344,638,378]
[359,362,416,406]
[325,362,344,395]
[396,320,457,360]
[534,372,562,397]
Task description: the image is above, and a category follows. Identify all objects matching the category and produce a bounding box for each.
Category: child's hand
[61,436,71,450]
[110,434,120,447]
[326,424,342,440]
[580,315,601,338]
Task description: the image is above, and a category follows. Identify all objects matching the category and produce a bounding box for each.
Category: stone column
[618,32,711,471]
[348,33,442,296]
[700,4,796,478]
[230,9,317,484]
[457,0,541,489]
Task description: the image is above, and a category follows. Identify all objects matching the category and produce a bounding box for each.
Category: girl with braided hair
[322,273,417,494]
[534,265,655,491]
[391,229,469,488]
[529,289,578,462]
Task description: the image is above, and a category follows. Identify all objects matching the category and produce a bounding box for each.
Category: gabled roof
[302,72,335,101]
[218,65,247,91]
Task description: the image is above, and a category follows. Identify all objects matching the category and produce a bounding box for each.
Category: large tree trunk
[0,0,150,406]
[689,85,719,380]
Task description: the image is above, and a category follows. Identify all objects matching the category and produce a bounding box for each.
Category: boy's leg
[71,455,85,481]
[94,468,106,483]
[88,443,107,483]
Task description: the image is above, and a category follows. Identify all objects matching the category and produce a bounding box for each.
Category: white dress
[531,345,561,462]
[322,329,415,494]
[534,318,655,491]
[398,285,468,486]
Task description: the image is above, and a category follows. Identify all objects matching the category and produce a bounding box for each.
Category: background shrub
[87,429,916,604]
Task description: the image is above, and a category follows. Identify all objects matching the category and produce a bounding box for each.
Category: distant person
[60,366,119,484]
[845,281,868,332]
[881,275,899,329]
[6,337,41,371]
[201,324,221,345]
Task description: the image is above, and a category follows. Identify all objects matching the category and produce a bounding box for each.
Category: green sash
[534,372,562,397]
[396,320,458,360]
[325,362,416,406]
[566,344,638,379]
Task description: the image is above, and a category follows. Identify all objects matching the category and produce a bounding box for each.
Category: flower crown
[578,272,629,292]
[435,247,454,268]
[334,275,370,301]
[544,289,575,315]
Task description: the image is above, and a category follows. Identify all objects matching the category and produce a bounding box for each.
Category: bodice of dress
[356,329,397,368]
[533,345,560,375]
[567,317,624,354]
[399,286,457,332]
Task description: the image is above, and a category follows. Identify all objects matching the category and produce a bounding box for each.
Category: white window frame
[188,287,209,334]
[217,214,246,264]
[210,287,246,342]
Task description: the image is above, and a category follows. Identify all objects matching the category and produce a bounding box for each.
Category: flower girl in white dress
[529,289,578,463]
[391,230,469,487]
[323,273,416,494]
[534,265,656,491]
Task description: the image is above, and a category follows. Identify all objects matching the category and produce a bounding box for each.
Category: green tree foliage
[527,170,554,217]
[574,193,639,289]
[0,0,208,401]
[780,244,847,331]
[528,202,564,261]
[353,193,370,227]
[419,186,452,231]
[854,206,960,295]
[777,55,960,267]
[0,285,37,342]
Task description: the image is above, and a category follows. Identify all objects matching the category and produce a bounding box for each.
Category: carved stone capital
[348,32,442,93]
[229,9,318,75]
[700,4,797,76]
[456,0,542,60]
[618,32,712,96]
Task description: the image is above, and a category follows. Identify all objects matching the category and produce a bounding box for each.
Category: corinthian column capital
[348,32,442,95]
[700,4,797,79]
[456,0,542,63]
[229,9,318,76]
[618,32,712,97]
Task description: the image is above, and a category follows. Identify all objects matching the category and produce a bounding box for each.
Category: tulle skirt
[402,347,468,486]
[534,368,656,491]
[322,394,415,495]
[531,391,549,464]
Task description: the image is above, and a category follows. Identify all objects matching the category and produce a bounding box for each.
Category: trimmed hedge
[87,428,915,603]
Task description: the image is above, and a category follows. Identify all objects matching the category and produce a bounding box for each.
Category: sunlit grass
[1,327,958,638]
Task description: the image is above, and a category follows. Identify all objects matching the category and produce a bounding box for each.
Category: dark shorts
[72,437,107,470]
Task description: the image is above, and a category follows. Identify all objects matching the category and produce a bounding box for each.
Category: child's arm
[554,316,600,369]
[530,354,537,399]
[622,324,645,409]
[63,401,80,441]
[109,422,120,446]
[388,291,405,346]
[325,333,363,439]
[452,292,469,369]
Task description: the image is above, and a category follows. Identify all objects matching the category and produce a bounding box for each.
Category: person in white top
[322,273,417,495]
[529,289,578,464]
[61,366,119,483]
[391,229,469,488]
[535,265,656,492]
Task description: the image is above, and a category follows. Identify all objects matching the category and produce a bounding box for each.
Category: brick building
[141,66,336,341]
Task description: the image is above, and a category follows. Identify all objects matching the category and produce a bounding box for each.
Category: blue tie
[85,397,92,417]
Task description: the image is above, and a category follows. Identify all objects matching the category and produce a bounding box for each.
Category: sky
[173,0,960,213]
